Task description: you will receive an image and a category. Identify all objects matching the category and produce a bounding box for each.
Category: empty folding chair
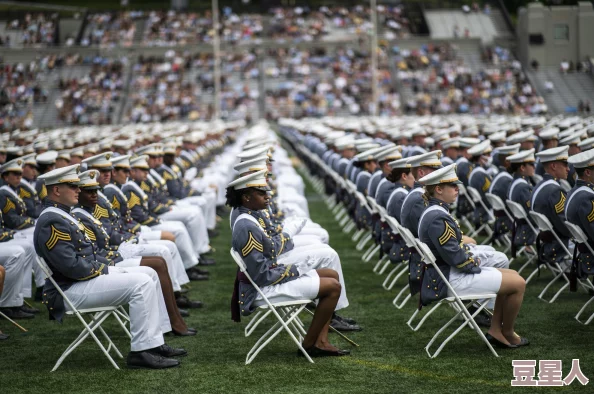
[564,221,594,325]
[414,241,499,358]
[36,257,131,371]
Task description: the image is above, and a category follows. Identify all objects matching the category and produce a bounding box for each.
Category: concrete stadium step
[527,67,594,114]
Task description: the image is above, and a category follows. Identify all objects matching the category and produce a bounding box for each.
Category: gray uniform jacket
[232,209,300,316]
[103,182,142,234]
[507,174,536,248]
[19,180,42,218]
[532,174,572,264]
[488,168,513,236]
[418,198,480,306]
[34,200,110,322]
[468,166,493,226]
[565,180,594,277]
[0,185,36,230]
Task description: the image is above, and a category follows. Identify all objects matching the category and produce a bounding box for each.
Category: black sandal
[297,346,351,357]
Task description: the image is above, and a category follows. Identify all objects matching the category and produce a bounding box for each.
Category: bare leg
[139,257,188,334]
[160,231,176,242]
[487,269,526,345]
[302,273,341,350]
[0,265,5,296]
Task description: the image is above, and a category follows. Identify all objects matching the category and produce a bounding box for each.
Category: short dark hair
[386,167,411,183]
[575,166,594,177]
[226,186,249,208]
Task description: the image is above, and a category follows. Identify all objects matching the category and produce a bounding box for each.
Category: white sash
[97,190,108,203]
[531,179,558,209]
[402,187,424,208]
[0,185,24,204]
[489,171,513,194]
[232,213,266,235]
[566,186,594,214]
[72,207,110,239]
[355,171,370,186]
[124,181,148,200]
[19,180,37,196]
[375,178,388,199]
[456,157,469,164]
[508,178,528,200]
[418,204,449,238]
[38,206,86,235]
[150,169,166,186]
[104,184,128,203]
[468,166,487,187]
[386,187,409,210]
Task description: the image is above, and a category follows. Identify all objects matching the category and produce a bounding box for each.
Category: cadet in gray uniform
[467,140,493,227]
[228,170,351,357]
[18,153,42,218]
[384,158,414,264]
[506,149,537,255]
[566,149,594,280]
[532,146,572,264]
[418,164,528,348]
[488,144,520,238]
[34,164,186,369]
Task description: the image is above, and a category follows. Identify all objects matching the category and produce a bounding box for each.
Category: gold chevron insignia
[588,202,594,223]
[140,182,151,192]
[554,193,566,214]
[162,172,174,181]
[439,221,457,245]
[93,205,109,219]
[258,218,266,229]
[38,184,47,200]
[128,193,141,209]
[241,232,264,257]
[482,178,491,192]
[111,196,120,210]
[46,225,71,250]
[19,188,31,199]
[2,199,15,214]
[82,225,96,241]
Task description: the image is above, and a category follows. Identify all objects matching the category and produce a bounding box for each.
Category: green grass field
[2,165,594,393]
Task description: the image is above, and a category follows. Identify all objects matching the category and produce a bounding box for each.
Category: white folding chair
[564,221,594,324]
[230,249,314,364]
[36,258,131,371]
[466,186,494,240]
[385,220,418,310]
[455,184,477,234]
[506,200,539,282]
[361,196,382,263]
[485,193,513,253]
[529,211,582,303]
[414,241,499,358]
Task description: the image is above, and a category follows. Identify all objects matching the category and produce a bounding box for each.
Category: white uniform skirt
[447,266,502,297]
[253,270,320,308]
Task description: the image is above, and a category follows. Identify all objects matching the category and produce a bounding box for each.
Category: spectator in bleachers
[6,13,57,47]
[81,12,141,48]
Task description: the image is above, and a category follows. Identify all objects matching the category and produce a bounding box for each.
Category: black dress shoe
[198,258,216,266]
[34,287,43,302]
[0,332,9,340]
[127,351,180,369]
[150,344,187,357]
[192,268,209,275]
[485,333,518,349]
[0,307,34,320]
[333,313,357,325]
[172,329,197,337]
[187,327,197,333]
[176,296,204,309]
[298,346,351,358]
[179,308,190,317]
[21,305,40,314]
[330,318,362,332]
[187,271,209,281]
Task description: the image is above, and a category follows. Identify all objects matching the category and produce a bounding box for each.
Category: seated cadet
[488,144,520,238]
[123,156,209,280]
[135,144,213,262]
[565,149,594,281]
[83,153,202,287]
[230,161,360,331]
[352,146,385,228]
[560,132,582,188]
[374,147,404,208]
[34,150,58,202]
[440,138,459,166]
[506,149,537,255]
[228,170,351,357]
[535,127,560,177]
[18,154,42,218]
[532,146,573,265]
[0,210,36,320]
[454,138,480,219]
[418,164,528,348]
[55,150,71,169]
[467,140,494,227]
[71,170,197,336]
[0,159,46,302]
[34,164,186,369]
[385,157,415,264]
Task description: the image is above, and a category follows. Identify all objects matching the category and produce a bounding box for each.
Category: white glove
[283,219,307,238]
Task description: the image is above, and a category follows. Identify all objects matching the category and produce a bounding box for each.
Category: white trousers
[177,193,216,230]
[12,231,46,293]
[0,244,28,307]
[277,244,349,310]
[151,221,199,269]
[293,234,324,248]
[160,206,210,255]
[117,240,190,291]
[64,266,170,352]
[139,226,161,241]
